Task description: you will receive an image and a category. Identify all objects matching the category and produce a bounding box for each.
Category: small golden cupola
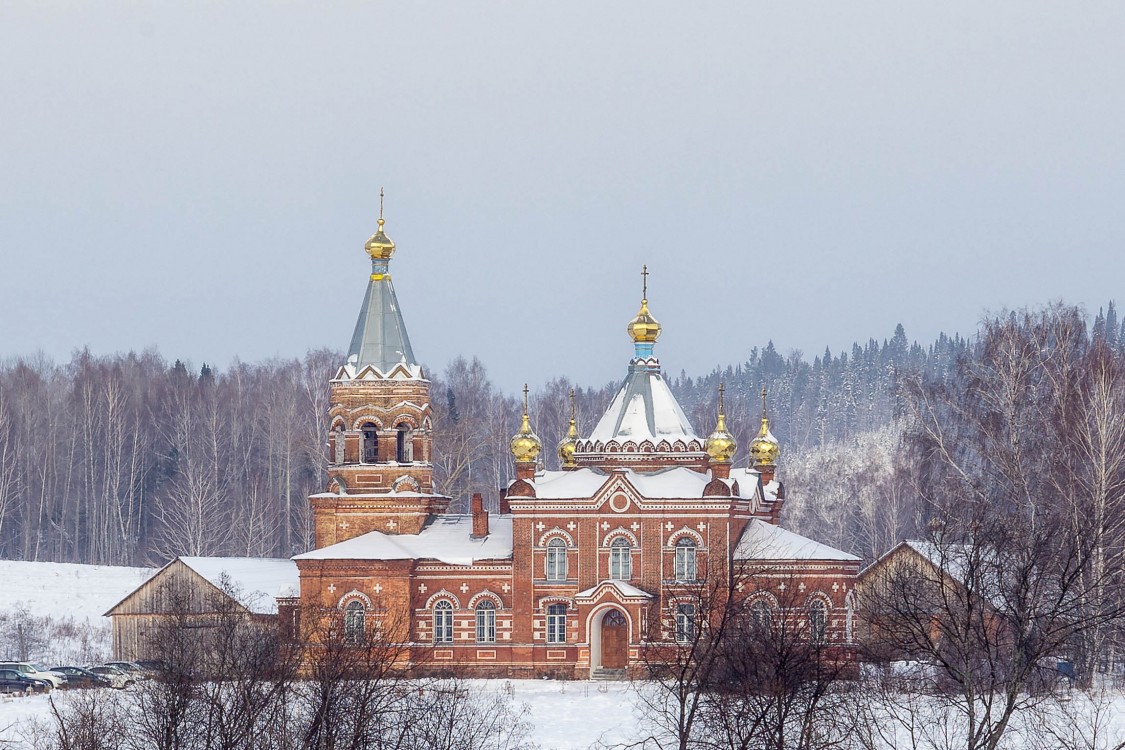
[364,188,396,261]
[749,385,781,468]
[627,264,662,358]
[556,389,580,470]
[705,383,737,464]
[510,384,542,465]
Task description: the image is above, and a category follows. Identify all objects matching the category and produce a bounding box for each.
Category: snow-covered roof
[587,360,699,443]
[734,520,859,562]
[524,467,759,501]
[178,557,299,615]
[294,515,514,566]
[575,580,653,600]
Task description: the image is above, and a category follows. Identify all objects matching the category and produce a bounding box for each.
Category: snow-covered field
[0,559,154,620]
[0,680,639,749]
[0,558,155,667]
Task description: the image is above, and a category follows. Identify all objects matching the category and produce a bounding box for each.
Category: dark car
[50,666,111,689]
[0,668,50,695]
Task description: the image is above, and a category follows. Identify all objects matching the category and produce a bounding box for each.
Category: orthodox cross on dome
[379,186,385,220]
[641,264,649,299]
[760,385,768,418]
[568,388,576,422]
[523,384,530,414]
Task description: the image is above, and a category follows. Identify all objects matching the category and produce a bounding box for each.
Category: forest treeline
[0,302,1121,567]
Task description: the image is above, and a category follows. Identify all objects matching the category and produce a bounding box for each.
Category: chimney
[498,487,510,515]
[471,492,489,539]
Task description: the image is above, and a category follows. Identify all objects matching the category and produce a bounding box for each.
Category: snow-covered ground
[0,680,639,749]
[0,558,155,665]
[0,559,154,620]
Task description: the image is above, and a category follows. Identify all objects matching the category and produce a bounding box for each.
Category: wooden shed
[104,556,299,661]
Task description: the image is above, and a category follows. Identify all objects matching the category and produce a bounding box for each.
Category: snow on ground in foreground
[0,680,639,749]
[4,681,1125,750]
[0,559,154,621]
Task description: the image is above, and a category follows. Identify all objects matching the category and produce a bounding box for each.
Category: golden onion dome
[627,264,661,344]
[749,417,781,467]
[705,384,737,463]
[557,421,578,468]
[556,388,579,469]
[364,218,396,260]
[510,385,542,464]
[627,298,662,344]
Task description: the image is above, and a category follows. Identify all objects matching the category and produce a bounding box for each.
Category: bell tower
[310,193,449,547]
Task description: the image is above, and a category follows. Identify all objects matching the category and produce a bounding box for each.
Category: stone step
[590,667,627,681]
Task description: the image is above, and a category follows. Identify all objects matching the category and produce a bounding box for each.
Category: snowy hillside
[0,559,155,666]
[0,559,154,621]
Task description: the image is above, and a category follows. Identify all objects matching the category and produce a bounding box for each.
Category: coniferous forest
[0,301,1121,571]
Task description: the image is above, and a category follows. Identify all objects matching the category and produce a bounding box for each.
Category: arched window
[546,538,568,581]
[675,603,696,643]
[396,423,413,463]
[546,603,567,644]
[674,537,697,581]
[344,600,365,644]
[476,600,497,643]
[361,422,378,464]
[808,599,828,644]
[433,601,454,643]
[750,599,773,633]
[609,538,632,581]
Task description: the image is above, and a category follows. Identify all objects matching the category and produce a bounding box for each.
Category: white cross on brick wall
[502,583,510,593]
[387,519,397,530]
[832,582,839,592]
[460,583,469,593]
[418,583,427,593]
[373,583,382,594]
[327,584,336,594]
[665,521,674,531]
[566,521,576,531]
[697,522,706,531]
[601,521,609,530]
[798,583,806,592]
[340,520,350,530]
[537,522,545,531]
[630,522,640,531]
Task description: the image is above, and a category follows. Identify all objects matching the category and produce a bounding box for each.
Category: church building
[289,208,860,678]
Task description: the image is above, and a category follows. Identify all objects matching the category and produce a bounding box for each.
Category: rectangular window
[546,604,567,644]
[675,603,696,643]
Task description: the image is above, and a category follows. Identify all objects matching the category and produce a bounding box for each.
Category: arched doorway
[600,609,628,669]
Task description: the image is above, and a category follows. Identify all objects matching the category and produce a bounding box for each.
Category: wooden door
[601,609,629,669]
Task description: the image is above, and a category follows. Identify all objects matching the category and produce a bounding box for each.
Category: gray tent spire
[345,193,418,373]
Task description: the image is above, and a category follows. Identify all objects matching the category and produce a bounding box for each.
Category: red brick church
[289,208,860,678]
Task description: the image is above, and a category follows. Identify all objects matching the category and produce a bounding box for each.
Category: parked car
[31,663,69,686]
[0,662,65,689]
[105,661,151,680]
[50,666,112,689]
[0,668,51,695]
[88,665,132,689]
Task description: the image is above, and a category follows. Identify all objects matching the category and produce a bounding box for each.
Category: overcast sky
[2,3,1123,393]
